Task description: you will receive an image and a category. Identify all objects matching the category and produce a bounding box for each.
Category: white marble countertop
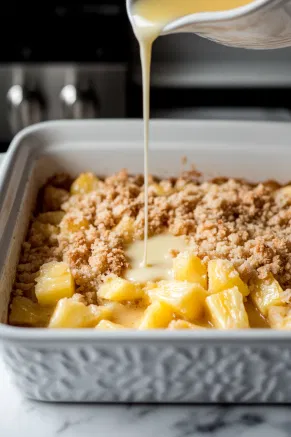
[0,154,291,437]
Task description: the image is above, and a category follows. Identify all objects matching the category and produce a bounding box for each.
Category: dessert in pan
[9,169,291,330]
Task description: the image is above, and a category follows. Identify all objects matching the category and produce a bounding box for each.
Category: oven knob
[60,84,100,119]
[7,84,45,135]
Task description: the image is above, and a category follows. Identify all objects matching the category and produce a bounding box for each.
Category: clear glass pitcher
[127,0,291,49]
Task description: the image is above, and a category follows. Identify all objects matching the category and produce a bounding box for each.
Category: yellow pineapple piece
[151,183,166,196]
[168,320,206,330]
[89,304,114,323]
[114,216,135,243]
[49,298,109,328]
[60,215,89,233]
[268,306,291,329]
[70,172,99,195]
[104,301,145,328]
[98,277,143,302]
[151,181,175,196]
[35,261,75,306]
[274,185,291,204]
[37,211,65,225]
[148,280,208,322]
[143,281,158,292]
[141,281,158,306]
[173,251,207,288]
[250,273,284,316]
[206,286,249,329]
[9,296,52,327]
[208,259,249,297]
[95,320,126,330]
[244,301,269,328]
[139,301,173,329]
[43,185,69,211]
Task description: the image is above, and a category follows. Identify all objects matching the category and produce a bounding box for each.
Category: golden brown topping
[12,169,291,305]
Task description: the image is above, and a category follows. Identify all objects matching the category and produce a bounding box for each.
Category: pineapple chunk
[98,277,143,302]
[139,301,173,329]
[103,301,144,328]
[35,261,75,306]
[250,273,284,316]
[274,185,291,205]
[150,182,172,196]
[173,251,207,288]
[151,181,175,196]
[89,304,113,323]
[168,320,206,330]
[244,301,269,328]
[43,185,69,211]
[60,215,89,233]
[143,281,158,292]
[151,183,165,196]
[49,298,109,328]
[141,281,158,306]
[148,280,208,322]
[70,172,99,195]
[37,211,65,225]
[114,216,135,243]
[268,306,291,329]
[100,301,144,328]
[208,259,249,297]
[95,320,125,330]
[9,296,52,327]
[206,286,249,329]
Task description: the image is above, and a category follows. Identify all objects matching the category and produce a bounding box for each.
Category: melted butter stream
[131,0,254,267]
[125,0,261,329]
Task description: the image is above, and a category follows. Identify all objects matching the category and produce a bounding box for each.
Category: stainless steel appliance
[1,2,291,149]
[128,33,291,122]
[0,2,129,146]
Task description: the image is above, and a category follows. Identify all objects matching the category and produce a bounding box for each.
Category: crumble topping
[12,169,291,304]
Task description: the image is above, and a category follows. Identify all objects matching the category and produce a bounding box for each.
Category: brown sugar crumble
[12,169,291,305]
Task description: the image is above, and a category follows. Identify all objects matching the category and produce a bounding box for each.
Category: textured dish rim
[1,119,291,343]
[1,324,291,343]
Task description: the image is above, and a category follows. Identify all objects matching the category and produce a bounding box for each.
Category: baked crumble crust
[12,169,291,305]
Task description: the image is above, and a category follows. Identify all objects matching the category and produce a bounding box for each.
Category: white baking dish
[1,119,291,403]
